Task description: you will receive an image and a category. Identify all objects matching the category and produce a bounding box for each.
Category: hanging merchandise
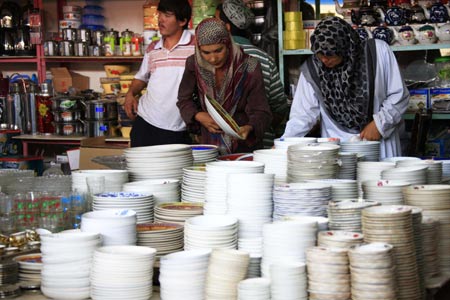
[143,0,159,31]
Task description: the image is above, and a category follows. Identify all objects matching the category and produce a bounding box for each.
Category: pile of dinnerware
[273,137,317,150]
[81,209,137,246]
[318,230,364,249]
[362,180,411,205]
[92,192,154,224]
[318,137,340,145]
[337,152,358,180]
[123,179,180,205]
[327,200,379,232]
[227,173,274,239]
[272,183,332,219]
[442,160,450,179]
[362,205,421,300]
[154,202,203,224]
[261,220,317,277]
[356,161,396,197]
[238,277,271,300]
[382,156,421,164]
[270,261,307,300]
[184,215,238,250]
[191,144,219,165]
[204,161,264,215]
[340,141,380,161]
[307,179,358,202]
[40,231,102,300]
[0,260,18,285]
[136,223,184,258]
[159,249,211,300]
[238,237,263,278]
[253,149,288,184]
[90,246,156,300]
[306,246,350,300]
[205,249,249,299]
[181,166,206,203]
[396,159,443,184]
[381,165,428,185]
[421,217,440,280]
[13,253,42,288]
[282,215,329,231]
[124,144,193,181]
[348,243,397,300]
[71,170,128,193]
[287,143,341,182]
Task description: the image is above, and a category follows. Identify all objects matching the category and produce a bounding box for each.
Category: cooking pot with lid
[79,119,120,137]
[51,95,84,111]
[80,99,118,120]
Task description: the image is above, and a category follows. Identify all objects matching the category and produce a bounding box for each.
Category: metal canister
[44,40,59,56]
[120,29,133,56]
[62,26,77,41]
[74,41,88,56]
[77,28,92,44]
[92,30,104,46]
[59,40,74,56]
[36,83,54,134]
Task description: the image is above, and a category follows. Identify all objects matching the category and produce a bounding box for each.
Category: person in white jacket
[283,17,409,159]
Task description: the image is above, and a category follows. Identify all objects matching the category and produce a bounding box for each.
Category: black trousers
[130,116,191,147]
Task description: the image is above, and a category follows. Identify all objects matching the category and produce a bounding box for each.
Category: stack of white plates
[270,261,307,300]
[92,192,154,224]
[154,202,203,225]
[261,220,317,277]
[81,209,137,246]
[357,162,396,197]
[307,179,359,202]
[90,246,156,300]
[318,230,365,249]
[181,166,206,203]
[272,183,332,219]
[227,173,274,239]
[362,180,411,205]
[253,149,288,184]
[191,144,219,165]
[383,156,421,164]
[362,205,421,300]
[13,253,42,288]
[71,170,129,193]
[338,152,358,180]
[204,161,264,215]
[441,160,450,180]
[396,159,443,184]
[159,250,211,300]
[421,217,440,280]
[327,200,379,232]
[205,249,250,299]
[381,166,428,185]
[238,277,271,300]
[282,215,329,231]
[422,210,450,275]
[340,141,380,161]
[124,144,193,181]
[184,215,238,250]
[287,144,341,182]
[123,179,180,205]
[273,137,317,150]
[306,246,350,300]
[40,231,101,300]
[238,238,263,278]
[318,137,340,145]
[348,243,397,300]
[136,223,184,258]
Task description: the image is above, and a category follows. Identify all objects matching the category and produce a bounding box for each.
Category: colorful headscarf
[310,16,371,131]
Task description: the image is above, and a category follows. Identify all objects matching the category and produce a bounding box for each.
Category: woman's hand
[195,112,222,134]
[360,120,381,141]
[239,125,253,140]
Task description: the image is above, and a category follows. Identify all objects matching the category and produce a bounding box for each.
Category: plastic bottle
[143,0,159,31]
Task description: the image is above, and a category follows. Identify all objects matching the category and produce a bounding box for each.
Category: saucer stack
[396,159,443,184]
[381,165,428,185]
[123,179,180,205]
[191,144,219,165]
[337,152,358,180]
[154,202,203,225]
[270,261,307,300]
[136,223,184,258]
[181,166,206,203]
[317,231,364,249]
[307,179,359,202]
[421,218,440,280]
[238,278,271,300]
[13,253,42,289]
[362,180,411,205]
[282,215,329,231]
[327,200,379,232]
[238,237,263,278]
[306,246,350,300]
[356,162,396,197]
[340,141,380,161]
[348,243,397,300]
[0,261,18,286]
[273,137,317,150]
[253,149,288,184]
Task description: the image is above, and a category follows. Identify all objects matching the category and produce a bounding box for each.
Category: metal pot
[79,119,120,137]
[54,121,84,136]
[77,28,92,44]
[44,40,59,56]
[81,99,118,120]
[51,95,84,111]
[62,26,77,41]
[53,110,84,122]
[59,40,74,56]
[74,41,88,56]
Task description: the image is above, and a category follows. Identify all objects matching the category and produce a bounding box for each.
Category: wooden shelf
[44,56,143,63]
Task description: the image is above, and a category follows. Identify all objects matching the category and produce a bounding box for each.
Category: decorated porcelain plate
[205,95,243,140]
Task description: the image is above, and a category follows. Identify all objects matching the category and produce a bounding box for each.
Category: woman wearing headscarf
[177,18,272,154]
[283,17,409,159]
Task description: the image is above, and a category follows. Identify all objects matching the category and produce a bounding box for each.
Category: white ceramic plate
[204,95,243,140]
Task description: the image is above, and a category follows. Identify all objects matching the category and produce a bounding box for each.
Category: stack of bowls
[238,278,271,300]
[270,261,307,300]
[123,179,180,205]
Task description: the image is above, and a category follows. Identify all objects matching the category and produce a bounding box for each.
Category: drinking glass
[86,176,105,211]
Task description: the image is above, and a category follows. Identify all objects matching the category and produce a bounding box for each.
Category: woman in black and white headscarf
[283,17,409,159]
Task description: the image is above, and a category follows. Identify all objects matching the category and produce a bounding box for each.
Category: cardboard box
[408,88,429,112]
[78,136,128,170]
[429,87,450,112]
[50,67,90,93]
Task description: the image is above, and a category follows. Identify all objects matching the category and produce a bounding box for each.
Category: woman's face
[316,53,343,69]
[199,43,228,69]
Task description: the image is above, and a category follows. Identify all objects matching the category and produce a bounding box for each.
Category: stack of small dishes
[318,137,340,145]
[306,246,350,300]
[442,159,450,179]
[0,284,21,298]
[90,246,156,300]
[71,170,129,193]
[205,249,250,299]
[282,215,329,231]
[184,215,238,250]
[307,179,359,202]
[421,218,440,280]
[340,141,380,161]
[159,250,211,300]
[253,149,288,184]
[190,144,219,165]
[238,278,271,300]
[238,237,263,278]
[123,179,180,205]
[136,223,184,258]
[92,192,154,224]
[0,261,18,286]
[337,152,358,180]
[13,253,42,289]
[272,183,332,219]
[348,243,397,300]
[181,166,206,203]
[318,231,364,249]
[154,202,203,225]
[383,156,421,164]
[81,209,137,246]
[273,137,317,150]
[270,261,307,300]
[361,180,411,205]
[396,159,443,184]
[124,144,193,181]
[327,200,379,232]
[356,162,396,197]
[381,165,428,185]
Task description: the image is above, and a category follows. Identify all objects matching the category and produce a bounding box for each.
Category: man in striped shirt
[124,0,194,147]
[216,0,290,148]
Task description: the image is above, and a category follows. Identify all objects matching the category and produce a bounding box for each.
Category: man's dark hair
[158,0,192,30]
[216,3,250,39]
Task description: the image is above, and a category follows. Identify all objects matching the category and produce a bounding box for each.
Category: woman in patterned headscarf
[283,16,409,159]
[177,18,272,154]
